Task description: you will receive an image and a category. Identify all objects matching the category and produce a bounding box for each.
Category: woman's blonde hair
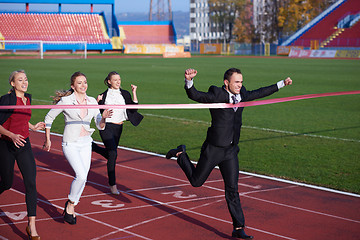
[8,70,26,93]
[51,71,86,104]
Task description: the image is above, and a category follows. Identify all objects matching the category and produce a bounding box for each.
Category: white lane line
[116,162,360,224]
[18,144,296,239]
[142,113,360,143]
[244,194,360,224]
[4,134,355,240]
[28,102,360,143]
[92,199,225,240]
[34,131,360,199]
[3,189,152,240]
[31,141,360,224]
[121,191,297,240]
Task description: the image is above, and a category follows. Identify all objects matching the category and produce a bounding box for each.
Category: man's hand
[284,77,293,86]
[185,68,197,81]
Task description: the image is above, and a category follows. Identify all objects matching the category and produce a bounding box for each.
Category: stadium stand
[282,0,360,48]
[0,12,112,51]
[326,19,360,47]
[119,21,176,45]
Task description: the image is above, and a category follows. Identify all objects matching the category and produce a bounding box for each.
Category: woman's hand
[99,109,113,129]
[32,122,45,131]
[10,133,26,148]
[43,139,51,152]
[0,125,25,148]
[102,109,113,119]
[97,94,103,102]
[131,84,139,102]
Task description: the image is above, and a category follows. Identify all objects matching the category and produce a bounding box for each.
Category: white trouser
[62,135,92,205]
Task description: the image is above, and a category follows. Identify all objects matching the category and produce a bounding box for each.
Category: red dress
[1,96,31,141]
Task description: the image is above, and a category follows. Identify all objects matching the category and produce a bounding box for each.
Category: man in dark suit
[166,68,292,239]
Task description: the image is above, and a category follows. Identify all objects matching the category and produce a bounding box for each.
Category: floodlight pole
[149,0,172,21]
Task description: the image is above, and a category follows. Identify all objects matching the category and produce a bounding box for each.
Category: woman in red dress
[0,70,45,240]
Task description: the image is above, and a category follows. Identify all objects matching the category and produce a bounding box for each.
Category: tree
[233,0,254,43]
[208,0,336,44]
[208,0,247,44]
[278,0,337,40]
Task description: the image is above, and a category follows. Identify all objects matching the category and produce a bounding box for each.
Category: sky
[117,0,189,13]
[0,0,190,13]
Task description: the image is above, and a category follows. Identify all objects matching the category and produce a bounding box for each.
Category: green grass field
[1,56,359,193]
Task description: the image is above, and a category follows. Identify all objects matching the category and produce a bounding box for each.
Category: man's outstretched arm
[243,77,293,102]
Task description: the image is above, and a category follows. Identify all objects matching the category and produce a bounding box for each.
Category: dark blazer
[98,88,143,126]
[0,91,32,125]
[185,83,278,147]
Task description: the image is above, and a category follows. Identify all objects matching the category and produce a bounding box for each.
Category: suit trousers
[62,135,92,205]
[177,141,245,228]
[99,123,123,186]
[0,138,37,216]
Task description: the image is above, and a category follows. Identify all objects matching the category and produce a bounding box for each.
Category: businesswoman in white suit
[43,72,112,225]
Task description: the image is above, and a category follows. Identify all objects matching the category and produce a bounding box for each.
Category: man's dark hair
[224,68,241,81]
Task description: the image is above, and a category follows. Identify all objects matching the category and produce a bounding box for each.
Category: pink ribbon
[0,91,359,110]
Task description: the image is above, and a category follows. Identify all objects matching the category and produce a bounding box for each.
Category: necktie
[232,95,238,112]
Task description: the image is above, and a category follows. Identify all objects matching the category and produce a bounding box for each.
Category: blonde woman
[43,72,112,225]
[0,70,45,239]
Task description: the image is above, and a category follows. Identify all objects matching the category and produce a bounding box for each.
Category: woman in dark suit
[0,70,45,239]
[92,71,143,195]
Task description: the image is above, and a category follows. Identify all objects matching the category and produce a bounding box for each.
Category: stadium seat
[0,12,110,44]
[291,0,360,48]
[120,24,175,44]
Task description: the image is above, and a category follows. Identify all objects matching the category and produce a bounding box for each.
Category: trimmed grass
[1,56,359,193]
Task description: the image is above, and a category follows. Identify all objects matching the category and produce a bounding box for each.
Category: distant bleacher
[283,0,360,48]
[326,21,360,47]
[119,21,176,45]
[0,12,112,51]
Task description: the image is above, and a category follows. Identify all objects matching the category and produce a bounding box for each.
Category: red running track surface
[0,131,359,239]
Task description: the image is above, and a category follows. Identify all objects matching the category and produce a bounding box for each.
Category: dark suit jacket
[185,83,278,147]
[0,91,32,125]
[97,88,143,126]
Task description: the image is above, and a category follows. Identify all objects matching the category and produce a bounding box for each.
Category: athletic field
[0,56,359,194]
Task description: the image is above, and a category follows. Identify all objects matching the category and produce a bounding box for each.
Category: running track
[0,131,359,239]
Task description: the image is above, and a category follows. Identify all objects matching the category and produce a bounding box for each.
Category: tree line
[208,0,336,44]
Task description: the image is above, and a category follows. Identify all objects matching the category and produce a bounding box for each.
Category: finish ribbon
[0,90,359,110]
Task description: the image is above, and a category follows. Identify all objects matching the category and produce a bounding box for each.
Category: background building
[189,0,223,51]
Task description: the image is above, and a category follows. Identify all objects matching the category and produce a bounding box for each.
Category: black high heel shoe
[63,200,76,225]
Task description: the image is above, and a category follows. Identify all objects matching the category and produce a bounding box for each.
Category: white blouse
[105,88,128,123]
[44,93,104,143]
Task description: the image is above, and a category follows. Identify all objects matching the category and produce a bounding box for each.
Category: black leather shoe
[166,145,186,159]
[63,200,76,225]
[232,228,253,239]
